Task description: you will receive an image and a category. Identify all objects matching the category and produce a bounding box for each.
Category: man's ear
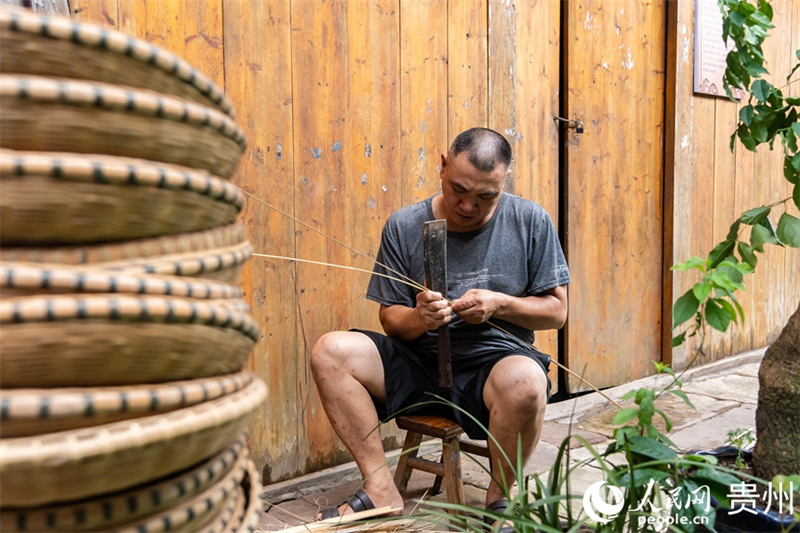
[440,154,447,177]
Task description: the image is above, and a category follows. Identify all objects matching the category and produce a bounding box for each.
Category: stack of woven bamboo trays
[0,7,266,532]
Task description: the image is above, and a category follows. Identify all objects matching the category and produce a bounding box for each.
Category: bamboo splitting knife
[423,219,452,388]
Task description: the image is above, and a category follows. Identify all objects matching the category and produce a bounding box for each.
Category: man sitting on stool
[311,127,570,526]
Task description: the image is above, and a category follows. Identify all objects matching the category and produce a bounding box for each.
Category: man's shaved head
[448,128,512,173]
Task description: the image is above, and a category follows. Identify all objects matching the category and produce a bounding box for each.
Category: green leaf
[785,155,800,185]
[673,291,700,328]
[737,241,758,268]
[612,407,639,426]
[737,124,757,151]
[706,299,732,332]
[671,256,707,272]
[655,408,672,432]
[750,223,769,252]
[672,332,687,347]
[628,436,677,462]
[739,105,754,125]
[667,389,696,410]
[620,390,637,401]
[757,0,773,20]
[758,216,782,245]
[794,182,800,211]
[639,394,655,426]
[751,80,772,103]
[793,152,800,171]
[719,299,738,324]
[749,10,773,27]
[740,205,771,224]
[726,290,746,323]
[750,119,768,143]
[709,271,736,291]
[614,426,638,447]
[692,282,713,303]
[726,219,742,240]
[777,213,800,247]
[782,128,799,155]
[718,262,746,282]
[617,469,671,488]
[729,10,746,26]
[708,239,736,268]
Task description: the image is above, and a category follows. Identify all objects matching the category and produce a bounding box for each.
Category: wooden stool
[393,415,490,512]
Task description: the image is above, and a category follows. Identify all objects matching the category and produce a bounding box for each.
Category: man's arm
[379,290,452,342]
[450,285,568,330]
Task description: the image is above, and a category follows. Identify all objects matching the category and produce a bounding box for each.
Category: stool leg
[431,454,444,496]
[394,431,423,496]
[442,436,465,513]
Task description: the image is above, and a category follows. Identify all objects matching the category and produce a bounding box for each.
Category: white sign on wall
[694,0,746,99]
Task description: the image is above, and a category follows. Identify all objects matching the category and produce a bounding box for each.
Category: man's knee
[310,331,350,378]
[485,357,548,417]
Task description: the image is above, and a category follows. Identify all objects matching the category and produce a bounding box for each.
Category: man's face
[439,152,506,232]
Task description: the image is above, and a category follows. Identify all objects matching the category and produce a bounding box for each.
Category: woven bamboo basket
[115,447,247,533]
[237,456,264,533]
[0,371,254,437]
[0,150,243,245]
[0,222,245,265]
[0,75,246,179]
[0,378,267,506]
[0,439,245,532]
[0,8,233,116]
[105,241,253,283]
[0,294,258,388]
[208,484,245,533]
[0,262,243,299]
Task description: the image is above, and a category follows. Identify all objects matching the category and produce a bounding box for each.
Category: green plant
[671,0,800,483]
[724,428,755,468]
[596,363,741,533]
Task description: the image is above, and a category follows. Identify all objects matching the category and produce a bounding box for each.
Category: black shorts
[353,329,551,440]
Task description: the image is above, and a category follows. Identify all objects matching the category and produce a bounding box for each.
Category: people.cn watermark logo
[583,481,625,523]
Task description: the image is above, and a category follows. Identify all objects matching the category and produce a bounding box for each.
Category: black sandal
[484,499,514,533]
[319,489,376,520]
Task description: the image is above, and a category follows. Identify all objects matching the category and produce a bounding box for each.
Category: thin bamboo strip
[0,439,245,532]
[0,7,234,116]
[0,262,243,299]
[0,150,243,244]
[0,295,258,387]
[115,451,247,533]
[268,507,406,533]
[0,223,245,265]
[0,75,246,178]
[0,372,254,437]
[0,378,267,506]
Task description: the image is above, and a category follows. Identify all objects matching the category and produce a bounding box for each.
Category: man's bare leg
[310,331,404,518]
[482,355,549,507]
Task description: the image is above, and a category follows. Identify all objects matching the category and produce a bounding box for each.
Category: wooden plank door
[564,0,667,392]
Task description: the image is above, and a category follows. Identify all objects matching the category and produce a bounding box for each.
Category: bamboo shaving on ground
[254,506,414,533]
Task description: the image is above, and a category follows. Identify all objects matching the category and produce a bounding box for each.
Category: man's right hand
[415,291,453,330]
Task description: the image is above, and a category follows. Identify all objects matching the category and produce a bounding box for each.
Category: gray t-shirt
[366,193,571,355]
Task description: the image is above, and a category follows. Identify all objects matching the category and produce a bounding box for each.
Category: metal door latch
[553,116,584,134]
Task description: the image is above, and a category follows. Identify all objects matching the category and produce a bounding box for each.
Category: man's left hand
[451,289,507,324]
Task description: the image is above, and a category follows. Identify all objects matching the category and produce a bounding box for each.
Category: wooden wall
[69,0,561,482]
[665,0,800,371]
[63,0,799,481]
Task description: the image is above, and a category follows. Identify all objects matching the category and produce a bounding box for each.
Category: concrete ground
[254,349,765,531]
